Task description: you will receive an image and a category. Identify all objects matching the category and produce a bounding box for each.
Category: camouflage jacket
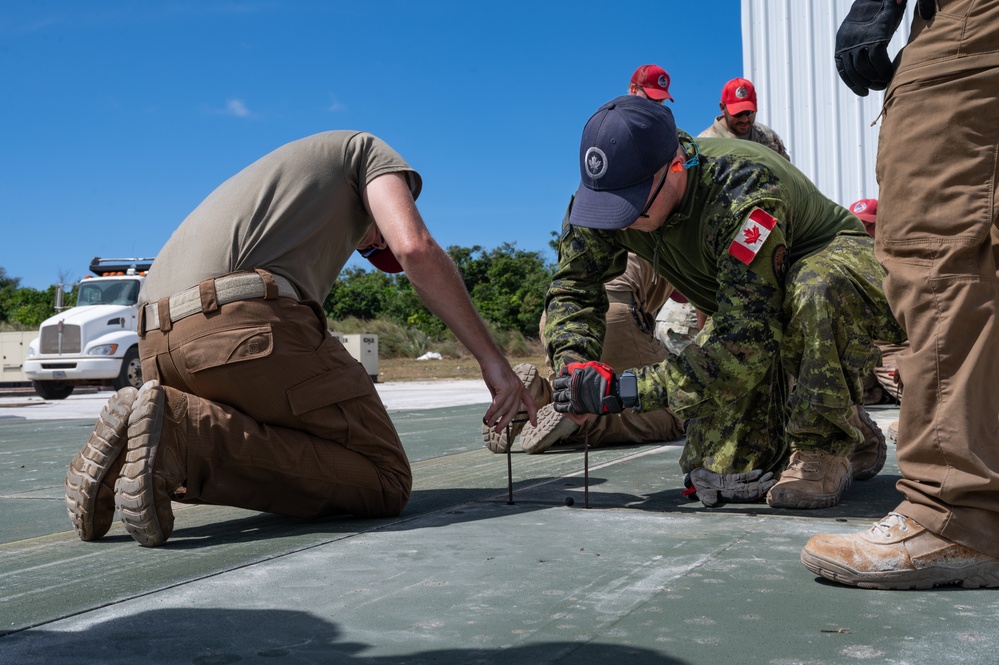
[698,116,790,161]
[544,133,865,419]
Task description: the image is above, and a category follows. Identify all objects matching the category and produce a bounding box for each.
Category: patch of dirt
[376,356,547,382]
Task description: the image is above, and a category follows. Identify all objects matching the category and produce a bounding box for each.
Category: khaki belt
[143,272,299,331]
[606,290,635,305]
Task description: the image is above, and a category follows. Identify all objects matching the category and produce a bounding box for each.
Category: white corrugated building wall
[740,0,914,208]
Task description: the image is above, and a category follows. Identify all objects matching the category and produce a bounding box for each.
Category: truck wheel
[112,346,143,391]
[32,381,75,400]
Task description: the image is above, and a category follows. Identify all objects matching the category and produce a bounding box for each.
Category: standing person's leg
[876,66,999,555]
[802,2,999,588]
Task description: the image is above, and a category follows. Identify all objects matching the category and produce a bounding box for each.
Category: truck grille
[39,324,82,354]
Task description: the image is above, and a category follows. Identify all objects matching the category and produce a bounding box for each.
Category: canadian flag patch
[729,208,777,264]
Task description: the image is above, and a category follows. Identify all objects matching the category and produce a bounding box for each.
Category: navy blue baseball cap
[569,95,679,230]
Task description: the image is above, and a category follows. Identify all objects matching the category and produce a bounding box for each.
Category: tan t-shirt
[142,131,421,304]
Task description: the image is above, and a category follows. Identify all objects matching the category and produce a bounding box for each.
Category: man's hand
[685,468,776,508]
[552,361,622,415]
[835,0,907,96]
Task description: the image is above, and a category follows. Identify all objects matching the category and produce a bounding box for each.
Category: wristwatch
[618,370,639,410]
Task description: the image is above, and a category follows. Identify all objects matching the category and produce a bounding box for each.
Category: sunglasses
[637,143,701,219]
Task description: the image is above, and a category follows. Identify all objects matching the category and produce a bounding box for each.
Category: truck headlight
[88,344,119,356]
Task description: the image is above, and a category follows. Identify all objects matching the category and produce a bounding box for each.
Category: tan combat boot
[65,387,138,541]
[766,450,852,509]
[115,380,188,547]
[848,405,887,481]
[520,403,580,454]
[482,364,548,453]
[802,512,999,589]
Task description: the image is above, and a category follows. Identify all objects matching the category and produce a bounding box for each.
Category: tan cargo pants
[138,286,411,520]
[877,0,999,556]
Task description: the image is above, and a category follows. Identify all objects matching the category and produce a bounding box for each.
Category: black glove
[552,361,622,415]
[835,0,907,96]
[685,468,777,508]
[916,0,936,20]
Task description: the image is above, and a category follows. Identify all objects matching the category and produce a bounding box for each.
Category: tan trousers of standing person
[876,0,999,557]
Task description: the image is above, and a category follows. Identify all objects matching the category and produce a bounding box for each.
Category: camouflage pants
[681,234,905,475]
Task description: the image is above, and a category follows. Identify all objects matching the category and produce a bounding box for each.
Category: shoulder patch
[729,207,777,265]
[772,244,789,283]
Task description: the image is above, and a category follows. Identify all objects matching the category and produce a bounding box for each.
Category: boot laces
[872,512,909,539]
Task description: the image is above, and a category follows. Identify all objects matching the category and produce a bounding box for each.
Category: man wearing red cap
[699,77,790,161]
[64,130,536,547]
[629,64,674,104]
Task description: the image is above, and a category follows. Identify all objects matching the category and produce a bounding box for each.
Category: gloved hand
[684,468,777,508]
[835,0,907,96]
[916,0,936,20]
[551,361,622,415]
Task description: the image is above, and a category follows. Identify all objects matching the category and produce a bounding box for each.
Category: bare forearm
[404,244,505,368]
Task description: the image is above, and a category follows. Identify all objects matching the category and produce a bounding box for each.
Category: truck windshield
[77,280,140,306]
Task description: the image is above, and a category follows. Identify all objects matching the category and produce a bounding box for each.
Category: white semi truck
[23,257,154,400]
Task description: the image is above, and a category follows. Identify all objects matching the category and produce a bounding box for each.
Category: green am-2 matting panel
[3,403,998,664]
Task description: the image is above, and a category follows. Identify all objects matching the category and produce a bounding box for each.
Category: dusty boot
[482,363,547,453]
[65,387,138,541]
[115,380,188,547]
[766,450,852,509]
[888,420,899,443]
[848,405,887,481]
[520,403,579,454]
[801,512,999,589]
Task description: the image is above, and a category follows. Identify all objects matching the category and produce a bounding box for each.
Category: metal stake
[506,420,515,505]
[584,426,590,509]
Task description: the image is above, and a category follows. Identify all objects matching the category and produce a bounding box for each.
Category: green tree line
[1,243,554,338]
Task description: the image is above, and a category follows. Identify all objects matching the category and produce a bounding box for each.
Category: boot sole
[851,406,887,481]
[521,407,579,454]
[766,473,852,510]
[114,381,172,547]
[482,363,538,453]
[801,549,999,590]
[65,387,138,541]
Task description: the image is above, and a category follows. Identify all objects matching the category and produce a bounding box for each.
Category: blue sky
[1,1,743,290]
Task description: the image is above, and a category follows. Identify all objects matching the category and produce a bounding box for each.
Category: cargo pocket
[287,362,375,416]
[184,325,274,372]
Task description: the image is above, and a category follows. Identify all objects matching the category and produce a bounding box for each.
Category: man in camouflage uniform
[484,251,685,454]
[546,95,904,509]
[699,77,790,161]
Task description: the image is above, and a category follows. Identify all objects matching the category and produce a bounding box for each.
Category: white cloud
[225,98,252,117]
[328,96,346,113]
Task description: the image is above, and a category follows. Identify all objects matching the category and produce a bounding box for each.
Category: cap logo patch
[657,75,668,89]
[584,147,608,180]
[736,86,748,99]
[853,202,867,213]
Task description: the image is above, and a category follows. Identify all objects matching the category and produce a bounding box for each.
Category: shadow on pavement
[0,608,690,664]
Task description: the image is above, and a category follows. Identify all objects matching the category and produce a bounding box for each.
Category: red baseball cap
[357,246,404,273]
[721,77,757,115]
[849,198,878,223]
[631,64,674,102]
